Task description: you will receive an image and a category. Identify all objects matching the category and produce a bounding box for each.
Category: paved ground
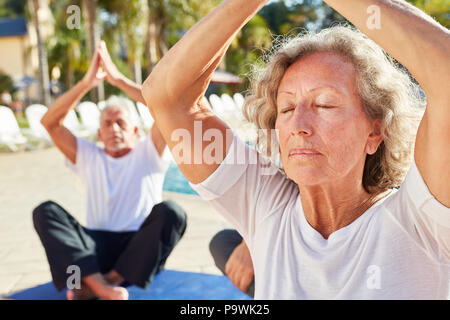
[0,147,233,298]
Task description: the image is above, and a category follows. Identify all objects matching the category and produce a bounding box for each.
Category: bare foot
[77,272,129,300]
[96,285,129,300]
[66,284,97,300]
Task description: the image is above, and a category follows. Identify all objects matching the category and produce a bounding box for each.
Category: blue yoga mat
[8,269,252,300]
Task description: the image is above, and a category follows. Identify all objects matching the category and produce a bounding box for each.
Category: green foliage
[0,0,26,18]
[260,0,347,35]
[0,72,16,94]
[38,0,449,99]
[225,14,272,91]
[406,0,450,28]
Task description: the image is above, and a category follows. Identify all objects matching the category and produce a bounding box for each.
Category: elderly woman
[142,0,449,299]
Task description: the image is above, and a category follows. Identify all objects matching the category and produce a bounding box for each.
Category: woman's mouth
[288,148,321,158]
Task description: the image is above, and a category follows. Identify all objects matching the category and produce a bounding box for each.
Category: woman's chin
[285,167,327,186]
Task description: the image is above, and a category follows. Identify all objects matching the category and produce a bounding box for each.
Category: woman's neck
[299,181,388,240]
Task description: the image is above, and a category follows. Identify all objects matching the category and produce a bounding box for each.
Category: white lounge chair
[63,110,90,138]
[23,104,52,147]
[121,98,142,129]
[208,94,227,120]
[221,93,238,112]
[77,101,100,138]
[136,102,154,130]
[97,100,106,110]
[0,106,28,151]
[221,93,244,126]
[233,92,245,110]
[201,96,212,110]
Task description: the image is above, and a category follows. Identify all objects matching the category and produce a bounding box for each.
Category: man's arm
[98,41,167,156]
[98,41,144,104]
[41,46,105,164]
[225,240,254,293]
[323,0,450,206]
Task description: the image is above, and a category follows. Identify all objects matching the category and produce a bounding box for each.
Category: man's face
[98,106,138,154]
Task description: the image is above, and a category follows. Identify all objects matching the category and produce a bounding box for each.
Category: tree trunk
[31,0,51,106]
[145,0,167,74]
[82,0,104,102]
[145,1,158,74]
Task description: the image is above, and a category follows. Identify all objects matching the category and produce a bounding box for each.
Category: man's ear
[133,126,139,136]
[366,119,384,155]
[97,128,102,141]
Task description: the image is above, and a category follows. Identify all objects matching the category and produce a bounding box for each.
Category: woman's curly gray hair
[243,25,424,193]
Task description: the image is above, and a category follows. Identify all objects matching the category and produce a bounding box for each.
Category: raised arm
[141,0,269,184]
[98,41,145,105]
[323,0,450,206]
[98,41,167,156]
[41,45,106,164]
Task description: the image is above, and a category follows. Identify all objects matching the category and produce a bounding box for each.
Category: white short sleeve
[403,160,450,227]
[189,134,297,245]
[65,137,99,181]
[143,135,171,173]
[388,160,450,264]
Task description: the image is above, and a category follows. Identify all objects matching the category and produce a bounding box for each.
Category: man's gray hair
[101,95,133,123]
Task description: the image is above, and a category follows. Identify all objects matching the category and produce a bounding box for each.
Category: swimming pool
[162,162,198,195]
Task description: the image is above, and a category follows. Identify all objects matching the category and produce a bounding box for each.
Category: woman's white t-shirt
[67,136,171,232]
[190,134,450,299]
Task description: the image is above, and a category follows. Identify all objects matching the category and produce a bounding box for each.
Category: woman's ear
[366,119,384,155]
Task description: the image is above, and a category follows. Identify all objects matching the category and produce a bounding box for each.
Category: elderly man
[33,42,187,300]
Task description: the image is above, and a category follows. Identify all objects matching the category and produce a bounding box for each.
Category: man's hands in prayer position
[81,45,107,90]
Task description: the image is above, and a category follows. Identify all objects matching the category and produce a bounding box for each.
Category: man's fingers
[98,42,112,63]
[96,70,107,80]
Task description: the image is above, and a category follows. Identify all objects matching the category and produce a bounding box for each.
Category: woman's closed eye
[279,106,295,114]
[315,103,337,109]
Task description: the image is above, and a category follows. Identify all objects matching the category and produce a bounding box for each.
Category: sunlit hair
[101,95,133,125]
[243,25,424,193]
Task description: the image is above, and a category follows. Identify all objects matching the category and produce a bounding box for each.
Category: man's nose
[111,122,121,132]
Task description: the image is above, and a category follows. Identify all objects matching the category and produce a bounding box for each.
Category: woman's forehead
[278,51,357,96]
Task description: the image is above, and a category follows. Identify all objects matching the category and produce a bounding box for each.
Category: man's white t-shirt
[190,133,450,299]
[67,136,171,232]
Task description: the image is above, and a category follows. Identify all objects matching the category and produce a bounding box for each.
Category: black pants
[33,200,187,291]
[209,229,255,298]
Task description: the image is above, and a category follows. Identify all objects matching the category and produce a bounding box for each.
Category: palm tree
[82,0,104,101]
[30,0,51,106]
[145,0,167,74]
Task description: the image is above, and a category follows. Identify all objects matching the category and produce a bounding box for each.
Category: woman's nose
[290,106,313,137]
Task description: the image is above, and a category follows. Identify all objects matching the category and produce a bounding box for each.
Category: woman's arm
[141,0,269,184]
[324,0,450,206]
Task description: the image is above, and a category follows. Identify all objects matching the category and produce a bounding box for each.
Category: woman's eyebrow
[278,90,295,96]
[278,86,346,97]
[310,86,345,96]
